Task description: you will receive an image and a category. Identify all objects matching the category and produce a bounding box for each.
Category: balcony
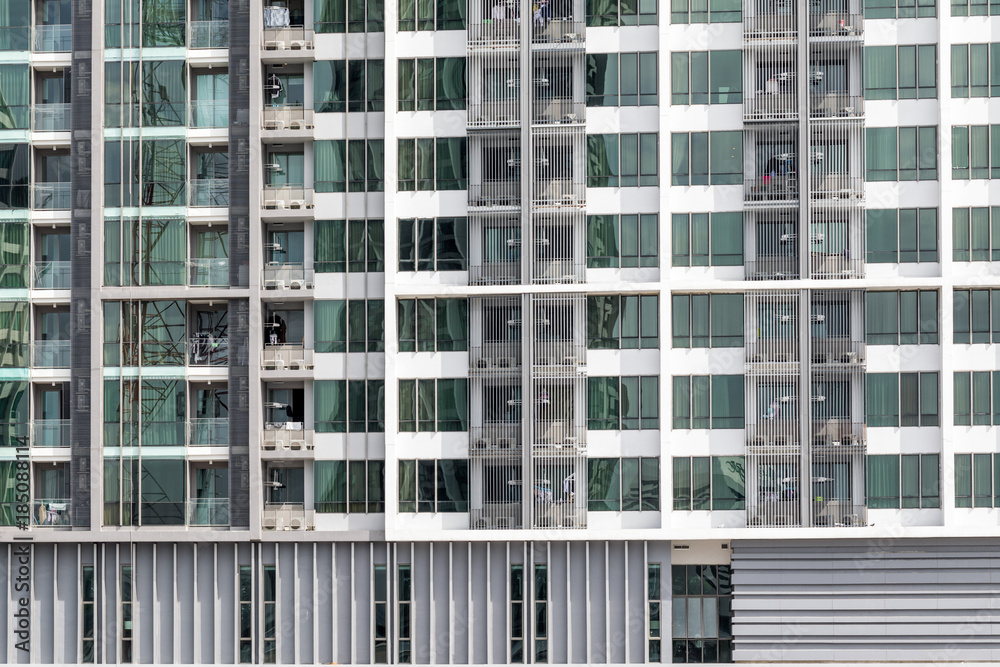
[532,342,585,370]
[189,418,229,446]
[33,340,70,368]
[32,25,71,52]
[532,420,584,452]
[32,104,71,132]
[811,502,866,527]
[745,174,798,205]
[189,498,230,526]
[746,339,800,366]
[745,256,799,280]
[189,101,229,128]
[262,424,314,452]
[261,25,314,53]
[744,89,798,122]
[263,263,314,291]
[471,343,521,373]
[189,20,229,48]
[32,419,70,447]
[531,16,585,47]
[32,499,71,526]
[471,503,522,529]
[749,498,800,527]
[810,173,863,202]
[471,424,522,453]
[746,420,801,449]
[262,106,314,131]
[469,180,520,208]
[810,419,865,448]
[261,186,314,211]
[262,503,314,531]
[189,179,229,207]
[33,261,71,289]
[261,345,314,371]
[810,338,864,366]
[532,97,585,126]
[743,7,798,39]
[32,183,70,210]
[188,335,229,366]
[467,6,520,48]
[188,259,229,287]
[809,93,863,119]
[532,502,585,529]
[808,2,862,37]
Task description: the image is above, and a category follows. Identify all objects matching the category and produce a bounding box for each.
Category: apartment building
[2,0,1000,663]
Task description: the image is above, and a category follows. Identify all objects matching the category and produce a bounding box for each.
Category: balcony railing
[532,420,584,449]
[532,178,585,207]
[262,26,314,51]
[32,25,71,52]
[469,181,520,208]
[33,261,71,289]
[745,174,798,204]
[744,92,798,122]
[471,424,522,452]
[32,183,70,210]
[189,335,229,366]
[32,104,71,131]
[262,503,314,530]
[262,425,314,451]
[263,263,314,290]
[470,259,521,285]
[532,98,585,125]
[261,345,314,371]
[468,13,520,47]
[189,179,230,206]
[532,341,585,368]
[533,258,585,284]
[189,101,229,128]
[810,419,866,447]
[743,8,798,39]
[33,499,71,526]
[189,20,229,48]
[471,503,522,529]
[810,338,865,365]
[746,420,801,449]
[745,257,799,280]
[746,339,800,364]
[33,340,70,368]
[811,502,866,527]
[809,93,863,119]
[189,259,229,287]
[189,498,230,526]
[262,186,314,210]
[262,106,314,131]
[189,418,229,446]
[471,343,521,372]
[811,252,862,279]
[532,502,585,529]
[32,419,70,447]
[810,174,864,201]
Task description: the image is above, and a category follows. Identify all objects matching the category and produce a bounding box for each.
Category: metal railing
[188,259,229,287]
[189,499,230,526]
[532,502,585,528]
[745,174,798,204]
[261,186,314,210]
[261,426,314,451]
[469,180,521,208]
[33,261,71,289]
[531,98,585,125]
[33,499,71,526]
[33,340,70,368]
[262,106,314,131]
[471,424,522,452]
[808,8,863,36]
[810,420,866,447]
[811,502,866,527]
[809,93,863,119]
[32,104,71,131]
[189,20,229,48]
[531,16,585,45]
[744,92,798,122]
[743,6,798,39]
[471,343,521,372]
[468,14,520,47]
[811,252,862,279]
[188,335,229,366]
[261,345,314,371]
[531,420,584,449]
[32,25,71,52]
[189,418,229,446]
[749,498,800,527]
[745,257,799,280]
[471,503,523,529]
[262,504,314,530]
[810,174,864,201]
[189,101,229,128]
[746,420,802,449]
[189,179,230,206]
[810,338,864,365]
[32,183,71,210]
[746,339,801,365]
[32,420,70,447]
[262,27,314,51]
[262,264,314,290]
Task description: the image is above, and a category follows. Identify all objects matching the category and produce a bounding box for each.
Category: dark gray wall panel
[732,538,1000,662]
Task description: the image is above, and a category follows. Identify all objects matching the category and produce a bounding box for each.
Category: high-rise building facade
[1,0,1000,663]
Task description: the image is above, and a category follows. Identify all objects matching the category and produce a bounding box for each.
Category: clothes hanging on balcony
[263,6,290,27]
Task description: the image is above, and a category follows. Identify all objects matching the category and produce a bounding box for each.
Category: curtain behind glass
[587,459,621,510]
[314,61,346,112]
[0,222,28,288]
[0,65,29,129]
[0,1,30,51]
[142,218,185,285]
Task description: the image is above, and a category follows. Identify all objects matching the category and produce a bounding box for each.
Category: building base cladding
[0,540,669,664]
[731,539,1000,662]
